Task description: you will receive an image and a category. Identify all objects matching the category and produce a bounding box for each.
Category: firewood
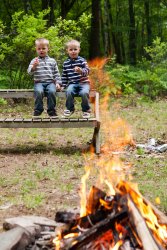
[56,209,111,236]
[117,181,167,225]
[86,186,106,214]
[142,197,167,225]
[55,211,80,224]
[60,209,128,250]
[128,197,166,250]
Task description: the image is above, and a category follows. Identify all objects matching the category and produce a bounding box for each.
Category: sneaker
[63,109,74,117]
[32,111,42,118]
[49,111,59,118]
[82,112,91,119]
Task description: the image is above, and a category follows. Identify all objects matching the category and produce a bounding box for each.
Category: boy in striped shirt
[28,38,62,118]
[62,40,91,119]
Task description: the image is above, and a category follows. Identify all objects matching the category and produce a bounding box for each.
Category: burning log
[128,197,166,250]
[59,209,128,250]
[142,197,167,225]
[53,182,167,250]
[117,181,167,225]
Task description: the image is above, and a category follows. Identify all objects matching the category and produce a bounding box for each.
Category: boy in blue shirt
[62,40,91,118]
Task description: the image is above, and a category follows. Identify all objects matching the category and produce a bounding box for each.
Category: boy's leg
[34,83,44,115]
[45,83,56,116]
[78,84,91,112]
[66,84,78,112]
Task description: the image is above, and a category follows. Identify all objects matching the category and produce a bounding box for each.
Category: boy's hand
[74,66,82,74]
[32,57,39,71]
[56,83,61,90]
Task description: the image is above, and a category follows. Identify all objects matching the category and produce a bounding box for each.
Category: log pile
[54,182,167,250]
[0,182,166,250]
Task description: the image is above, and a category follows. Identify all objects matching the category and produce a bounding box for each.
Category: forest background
[0,0,167,98]
[0,0,166,223]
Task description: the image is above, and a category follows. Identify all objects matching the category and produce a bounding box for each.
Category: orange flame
[118,181,167,246]
[80,58,134,217]
[54,58,167,249]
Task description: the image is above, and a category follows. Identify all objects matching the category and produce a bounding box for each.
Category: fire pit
[53,181,167,250]
[1,64,167,249]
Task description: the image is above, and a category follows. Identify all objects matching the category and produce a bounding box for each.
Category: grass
[0,94,166,226]
[109,95,167,212]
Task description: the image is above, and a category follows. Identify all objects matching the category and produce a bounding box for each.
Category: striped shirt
[27,55,62,84]
[61,56,90,87]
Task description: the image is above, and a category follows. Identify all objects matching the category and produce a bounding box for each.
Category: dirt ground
[0,144,88,229]
[0,97,167,232]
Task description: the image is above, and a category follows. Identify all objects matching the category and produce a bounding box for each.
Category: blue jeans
[34,82,56,115]
[66,83,90,112]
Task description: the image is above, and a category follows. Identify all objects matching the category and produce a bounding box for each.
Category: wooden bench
[0,89,100,154]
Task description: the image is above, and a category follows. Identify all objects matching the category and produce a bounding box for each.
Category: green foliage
[106,38,167,98]
[0,10,91,88]
[106,64,138,95]
[138,37,167,97]
[0,98,7,105]
[0,21,8,63]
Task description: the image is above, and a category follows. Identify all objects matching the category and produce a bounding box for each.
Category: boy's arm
[74,59,89,76]
[27,58,39,75]
[81,60,90,77]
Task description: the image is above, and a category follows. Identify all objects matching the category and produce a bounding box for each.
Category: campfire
[1,59,167,250]
[52,65,167,249]
[54,181,167,250]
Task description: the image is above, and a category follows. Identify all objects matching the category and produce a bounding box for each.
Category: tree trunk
[144,0,152,46]
[113,1,124,63]
[89,0,101,59]
[102,0,111,56]
[60,0,77,19]
[22,0,31,13]
[42,0,54,26]
[128,0,136,65]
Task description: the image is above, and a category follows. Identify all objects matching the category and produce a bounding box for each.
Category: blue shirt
[61,56,90,87]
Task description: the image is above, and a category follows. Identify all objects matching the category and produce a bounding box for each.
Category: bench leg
[92,122,100,154]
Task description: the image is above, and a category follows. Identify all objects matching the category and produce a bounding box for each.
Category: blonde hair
[35,38,49,47]
[65,39,80,49]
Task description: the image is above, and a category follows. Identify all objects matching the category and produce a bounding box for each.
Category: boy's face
[36,43,49,57]
[67,44,80,59]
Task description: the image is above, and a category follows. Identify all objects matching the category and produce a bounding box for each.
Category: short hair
[35,38,49,47]
[65,39,80,49]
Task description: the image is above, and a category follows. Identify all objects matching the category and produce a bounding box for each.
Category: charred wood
[60,209,128,250]
[128,197,166,250]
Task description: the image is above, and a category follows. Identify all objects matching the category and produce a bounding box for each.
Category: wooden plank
[13,118,24,122]
[23,119,33,122]
[0,121,96,129]
[69,118,79,122]
[0,89,96,99]
[42,118,53,122]
[32,118,42,122]
[95,92,100,122]
[4,118,15,122]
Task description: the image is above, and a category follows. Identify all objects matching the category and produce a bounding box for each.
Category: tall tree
[102,0,111,56]
[144,0,152,46]
[128,0,136,64]
[23,0,31,13]
[60,0,77,19]
[89,0,101,59]
[42,0,54,26]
